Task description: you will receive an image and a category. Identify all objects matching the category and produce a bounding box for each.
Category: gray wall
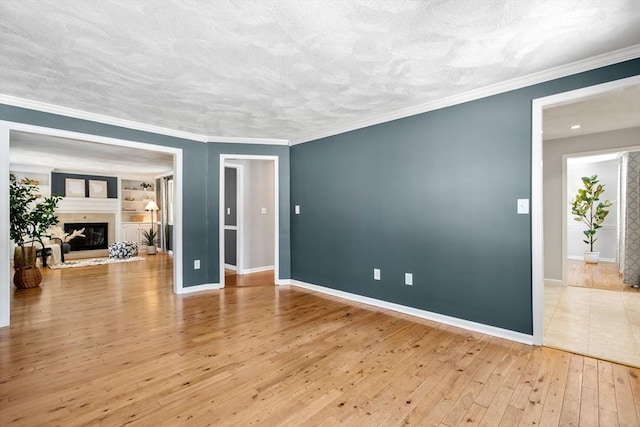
[1,105,291,287]
[290,59,640,335]
[543,127,640,280]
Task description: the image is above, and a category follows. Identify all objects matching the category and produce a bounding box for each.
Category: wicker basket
[14,267,43,289]
[131,214,145,222]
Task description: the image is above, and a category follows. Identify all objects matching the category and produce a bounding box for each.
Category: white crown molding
[290,279,534,345]
[291,45,640,145]
[0,95,208,143]
[206,136,290,146]
[0,94,290,146]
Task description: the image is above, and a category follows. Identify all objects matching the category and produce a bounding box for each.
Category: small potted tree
[570,175,613,264]
[10,174,61,288]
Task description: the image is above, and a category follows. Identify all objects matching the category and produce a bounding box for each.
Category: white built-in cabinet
[121,179,156,223]
[121,223,158,249]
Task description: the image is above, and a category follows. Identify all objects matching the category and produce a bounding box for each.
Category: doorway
[219,155,279,288]
[1,121,184,327]
[531,75,640,366]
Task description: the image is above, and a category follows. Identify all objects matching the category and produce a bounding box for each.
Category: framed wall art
[65,178,86,198]
[89,180,107,198]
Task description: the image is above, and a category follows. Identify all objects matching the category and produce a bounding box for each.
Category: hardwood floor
[1,255,639,426]
[566,259,640,293]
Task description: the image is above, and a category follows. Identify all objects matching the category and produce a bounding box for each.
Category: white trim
[207,136,289,146]
[0,94,290,146]
[0,123,10,327]
[544,279,564,287]
[292,46,640,145]
[290,280,534,345]
[223,162,244,276]
[567,256,617,263]
[0,121,184,328]
[531,75,640,347]
[276,278,291,286]
[177,283,223,294]
[219,155,279,289]
[241,265,274,274]
[224,263,237,271]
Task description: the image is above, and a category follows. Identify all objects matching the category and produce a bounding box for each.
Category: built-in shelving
[121,179,156,222]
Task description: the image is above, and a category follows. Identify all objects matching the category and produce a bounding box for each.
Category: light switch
[373,268,381,281]
[227,207,231,215]
[194,260,200,269]
[517,199,529,215]
[405,273,413,286]
[261,207,267,214]
[295,205,301,214]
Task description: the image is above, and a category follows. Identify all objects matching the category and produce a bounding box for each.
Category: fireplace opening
[63,222,108,251]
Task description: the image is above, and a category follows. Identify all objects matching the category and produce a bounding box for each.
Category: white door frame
[219,154,279,288]
[222,162,244,273]
[0,121,184,327]
[531,75,639,345]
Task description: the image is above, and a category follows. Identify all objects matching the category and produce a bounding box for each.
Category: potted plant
[570,175,613,264]
[141,228,158,255]
[10,174,61,288]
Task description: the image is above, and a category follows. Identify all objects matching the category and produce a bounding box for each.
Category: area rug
[48,256,145,269]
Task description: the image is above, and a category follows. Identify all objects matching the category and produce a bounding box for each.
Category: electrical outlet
[405,273,413,286]
[194,260,200,269]
[374,268,381,280]
[295,205,301,214]
[261,207,267,214]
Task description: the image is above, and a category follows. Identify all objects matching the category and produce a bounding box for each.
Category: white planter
[146,245,157,255]
[584,251,600,264]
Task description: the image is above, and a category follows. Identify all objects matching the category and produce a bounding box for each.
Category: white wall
[227,159,275,272]
[566,158,618,260]
[543,127,640,281]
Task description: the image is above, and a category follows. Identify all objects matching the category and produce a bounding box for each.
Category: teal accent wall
[290,59,640,334]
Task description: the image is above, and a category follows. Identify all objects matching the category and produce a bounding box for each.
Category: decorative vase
[584,251,600,264]
[146,245,157,255]
[62,242,71,253]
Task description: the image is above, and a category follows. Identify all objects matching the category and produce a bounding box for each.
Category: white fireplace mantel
[56,197,119,213]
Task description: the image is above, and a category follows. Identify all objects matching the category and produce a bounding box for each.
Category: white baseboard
[178,283,222,294]
[240,265,274,274]
[544,279,564,287]
[224,263,237,271]
[567,256,616,263]
[289,280,534,345]
[276,278,291,286]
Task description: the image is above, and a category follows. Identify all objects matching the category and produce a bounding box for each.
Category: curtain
[622,151,640,286]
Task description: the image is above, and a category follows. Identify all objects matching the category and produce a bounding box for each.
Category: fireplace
[64,222,108,251]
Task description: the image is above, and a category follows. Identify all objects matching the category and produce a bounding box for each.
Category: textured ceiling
[1,0,640,143]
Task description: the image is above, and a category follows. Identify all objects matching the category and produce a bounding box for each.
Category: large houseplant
[10,174,61,288]
[570,175,613,264]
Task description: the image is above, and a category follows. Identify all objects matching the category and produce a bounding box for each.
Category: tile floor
[544,262,640,367]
